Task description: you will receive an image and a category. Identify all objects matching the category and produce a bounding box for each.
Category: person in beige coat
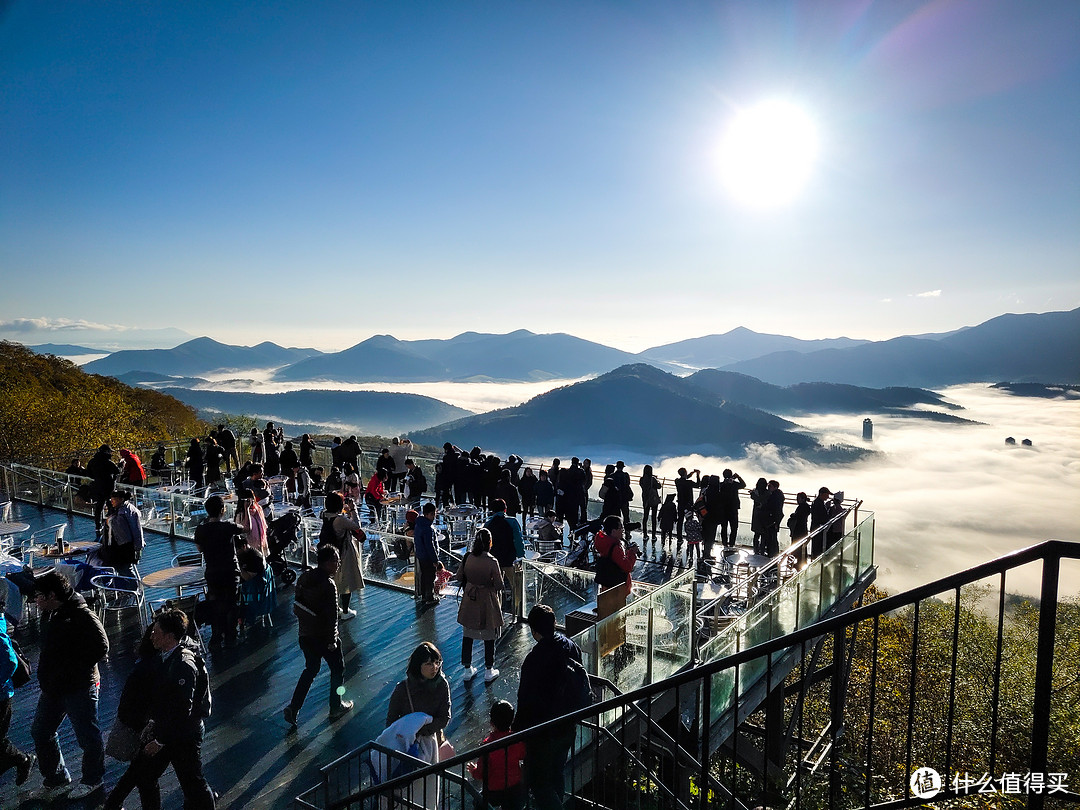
[455,529,504,684]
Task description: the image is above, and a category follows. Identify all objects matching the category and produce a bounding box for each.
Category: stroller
[267,511,300,586]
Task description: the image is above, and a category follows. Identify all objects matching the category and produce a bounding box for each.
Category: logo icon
[911,767,943,799]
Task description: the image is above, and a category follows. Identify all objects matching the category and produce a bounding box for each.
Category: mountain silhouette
[159,388,471,436]
[686,369,956,413]
[84,337,322,377]
[274,329,660,382]
[723,308,1080,386]
[27,343,102,356]
[411,363,819,457]
[639,327,868,369]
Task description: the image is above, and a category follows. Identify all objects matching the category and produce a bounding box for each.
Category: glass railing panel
[648,580,695,682]
[521,561,596,628]
[797,560,822,628]
[858,512,875,573]
[361,528,419,590]
[570,568,694,692]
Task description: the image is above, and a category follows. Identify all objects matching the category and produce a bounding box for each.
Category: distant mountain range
[58,306,1079,388]
[723,308,1080,387]
[28,343,103,356]
[159,388,472,436]
[640,328,869,368]
[83,337,322,377]
[411,364,824,458]
[273,329,664,382]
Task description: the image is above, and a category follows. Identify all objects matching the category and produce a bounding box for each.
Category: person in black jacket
[103,627,159,810]
[215,424,238,473]
[515,605,583,810]
[193,495,241,648]
[717,469,746,549]
[284,544,352,726]
[30,572,109,800]
[762,480,785,557]
[86,444,121,535]
[133,609,216,809]
[809,487,832,559]
[673,468,700,542]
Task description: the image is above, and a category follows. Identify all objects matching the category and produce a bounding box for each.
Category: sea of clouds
[651,384,1080,599]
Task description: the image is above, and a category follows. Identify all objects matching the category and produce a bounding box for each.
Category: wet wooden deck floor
[0,500,538,809]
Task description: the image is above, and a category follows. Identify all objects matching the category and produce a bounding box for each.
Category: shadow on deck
[0,500,536,809]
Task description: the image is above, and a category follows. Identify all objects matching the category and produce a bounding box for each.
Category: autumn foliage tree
[0,341,206,465]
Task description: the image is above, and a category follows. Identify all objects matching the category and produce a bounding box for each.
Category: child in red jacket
[468,700,525,809]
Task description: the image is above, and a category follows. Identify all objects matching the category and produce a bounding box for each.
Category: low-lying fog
[652,384,1080,599]
[189,370,588,413]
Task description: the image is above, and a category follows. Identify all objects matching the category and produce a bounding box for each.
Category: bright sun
[718,100,820,207]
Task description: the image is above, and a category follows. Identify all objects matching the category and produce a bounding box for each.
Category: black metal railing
[295,539,1079,810]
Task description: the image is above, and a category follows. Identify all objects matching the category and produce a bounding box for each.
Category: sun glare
[718,100,820,208]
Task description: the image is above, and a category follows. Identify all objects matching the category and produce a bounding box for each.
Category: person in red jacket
[592,515,638,598]
[364,470,388,520]
[468,700,525,809]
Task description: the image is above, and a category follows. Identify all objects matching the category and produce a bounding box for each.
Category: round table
[38,540,101,560]
[142,566,206,595]
[0,521,30,536]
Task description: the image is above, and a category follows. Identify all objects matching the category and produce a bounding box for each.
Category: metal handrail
[314,539,1077,810]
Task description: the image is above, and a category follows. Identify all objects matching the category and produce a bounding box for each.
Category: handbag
[105,719,142,762]
[9,638,31,689]
[597,483,610,500]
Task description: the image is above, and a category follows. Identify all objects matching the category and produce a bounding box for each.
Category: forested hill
[0,341,205,464]
[411,363,825,458]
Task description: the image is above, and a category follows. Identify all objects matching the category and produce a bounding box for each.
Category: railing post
[37,469,44,507]
[829,626,845,806]
[645,606,654,684]
[1028,554,1060,810]
[690,579,700,664]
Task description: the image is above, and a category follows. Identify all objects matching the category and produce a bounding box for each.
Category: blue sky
[2,1,1078,352]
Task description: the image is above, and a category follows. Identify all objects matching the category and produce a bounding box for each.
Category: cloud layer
[656,384,1080,598]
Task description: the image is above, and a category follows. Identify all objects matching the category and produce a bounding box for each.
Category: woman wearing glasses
[386,642,451,808]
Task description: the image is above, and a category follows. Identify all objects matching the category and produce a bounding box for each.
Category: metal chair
[146,593,207,653]
[91,574,145,624]
[172,551,203,568]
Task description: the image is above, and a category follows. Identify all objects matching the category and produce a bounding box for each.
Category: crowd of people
[2,427,855,807]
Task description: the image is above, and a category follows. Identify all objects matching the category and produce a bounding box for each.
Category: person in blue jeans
[29,571,109,801]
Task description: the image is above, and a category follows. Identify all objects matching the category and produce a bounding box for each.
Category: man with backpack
[131,608,216,808]
[515,605,587,810]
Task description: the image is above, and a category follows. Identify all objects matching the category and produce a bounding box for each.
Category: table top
[0,521,30,535]
[39,540,101,560]
[142,566,206,590]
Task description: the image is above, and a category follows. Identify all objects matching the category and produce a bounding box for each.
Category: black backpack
[594,543,624,588]
[558,654,593,713]
[182,642,212,719]
[318,514,338,547]
[412,468,427,493]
